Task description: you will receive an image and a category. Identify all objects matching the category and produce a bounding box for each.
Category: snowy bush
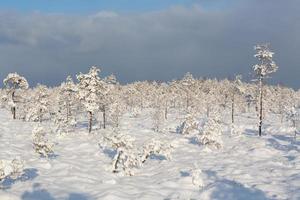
[101,132,174,176]
[230,124,243,136]
[177,114,198,135]
[190,168,204,189]
[140,139,173,163]
[196,114,223,149]
[32,126,54,158]
[102,132,140,176]
[0,159,24,183]
[152,105,165,132]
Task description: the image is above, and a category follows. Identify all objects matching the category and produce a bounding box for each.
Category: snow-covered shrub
[152,105,165,132]
[285,106,300,138]
[140,139,173,163]
[196,114,223,149]
[230,124,243,136]
[177,114,198,135]
[0,159,24,183]
[102,132,140,176]
[190,168,204,189]
[32,126,54,158]
[101,132,174,176]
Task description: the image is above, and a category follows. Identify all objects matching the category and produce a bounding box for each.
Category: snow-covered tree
[152,102,165,132]
[196,113,223,149]
[230,75,244,124]
[102,132,140,176]
[26,84,50,122]
[54,76,78,135]
[285,106,300,139]
[0,159,24,183]
[253,43,278,136]
[32,126,54,158]
[140,139,173,163]
[190,167,204,189]
[76,66,107,133]
[3,73,29,119]
[177,114,198,135]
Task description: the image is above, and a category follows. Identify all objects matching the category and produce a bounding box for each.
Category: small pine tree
[3,73,29,119]
[32,126,54,158]
[196,113,223,149]
[177,114,198,135]
[77,66,107,133]
[0,159,24,183]
[253,43,278,136]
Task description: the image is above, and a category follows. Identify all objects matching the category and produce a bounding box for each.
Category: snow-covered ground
[0,109,299,200]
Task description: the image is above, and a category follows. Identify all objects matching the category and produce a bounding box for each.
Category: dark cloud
[0,0,299,89]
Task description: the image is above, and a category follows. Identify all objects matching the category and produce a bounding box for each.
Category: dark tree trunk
[12,107,16,119]
[258,77,263,137]
[113,151,122,173]
[39,109,43,122]
[103,106,106,129]
[164,102,168,120]
[88,111,93,133]
[11,91,16,119]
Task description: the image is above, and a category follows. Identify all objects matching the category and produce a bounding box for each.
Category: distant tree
[54,76,78,135]
[253,44,278,136]
[3,73,29,119]
[77,66,107,133]
[27,84,49,122]
[230,75,244,125]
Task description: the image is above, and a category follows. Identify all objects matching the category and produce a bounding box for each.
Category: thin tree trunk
[11,91,16,119]
[259,77,263,136]
[12,107,16,119]
[39,109,42,123]
[113,151,122,172]
[231,93,235,124]
[164,102,168,120]
[88,111,93,133]
[103,106,106,129]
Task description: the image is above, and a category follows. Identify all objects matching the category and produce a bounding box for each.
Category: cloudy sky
[0,0,299,89]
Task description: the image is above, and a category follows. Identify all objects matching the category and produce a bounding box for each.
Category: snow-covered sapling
[253,44,278,136]
[54,76,77,135]
[285,106,300,139]
[0,159,24,183]
[196,113,223,149]
[152,104,165,132]
[26,84,50,122]
[190,168,204,189]
[102,132,140,176]
[140,139,173,163]
[32,126,54,158]
[177,114,198,135]
[3,73,29,119]
[77,66,107,133]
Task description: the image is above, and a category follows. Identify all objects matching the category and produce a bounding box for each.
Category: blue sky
[0,0,229,13]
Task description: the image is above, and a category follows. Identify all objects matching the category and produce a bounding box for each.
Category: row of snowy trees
[0,44,299,137]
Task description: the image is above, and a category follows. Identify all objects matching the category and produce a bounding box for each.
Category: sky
[0,0,299,89]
